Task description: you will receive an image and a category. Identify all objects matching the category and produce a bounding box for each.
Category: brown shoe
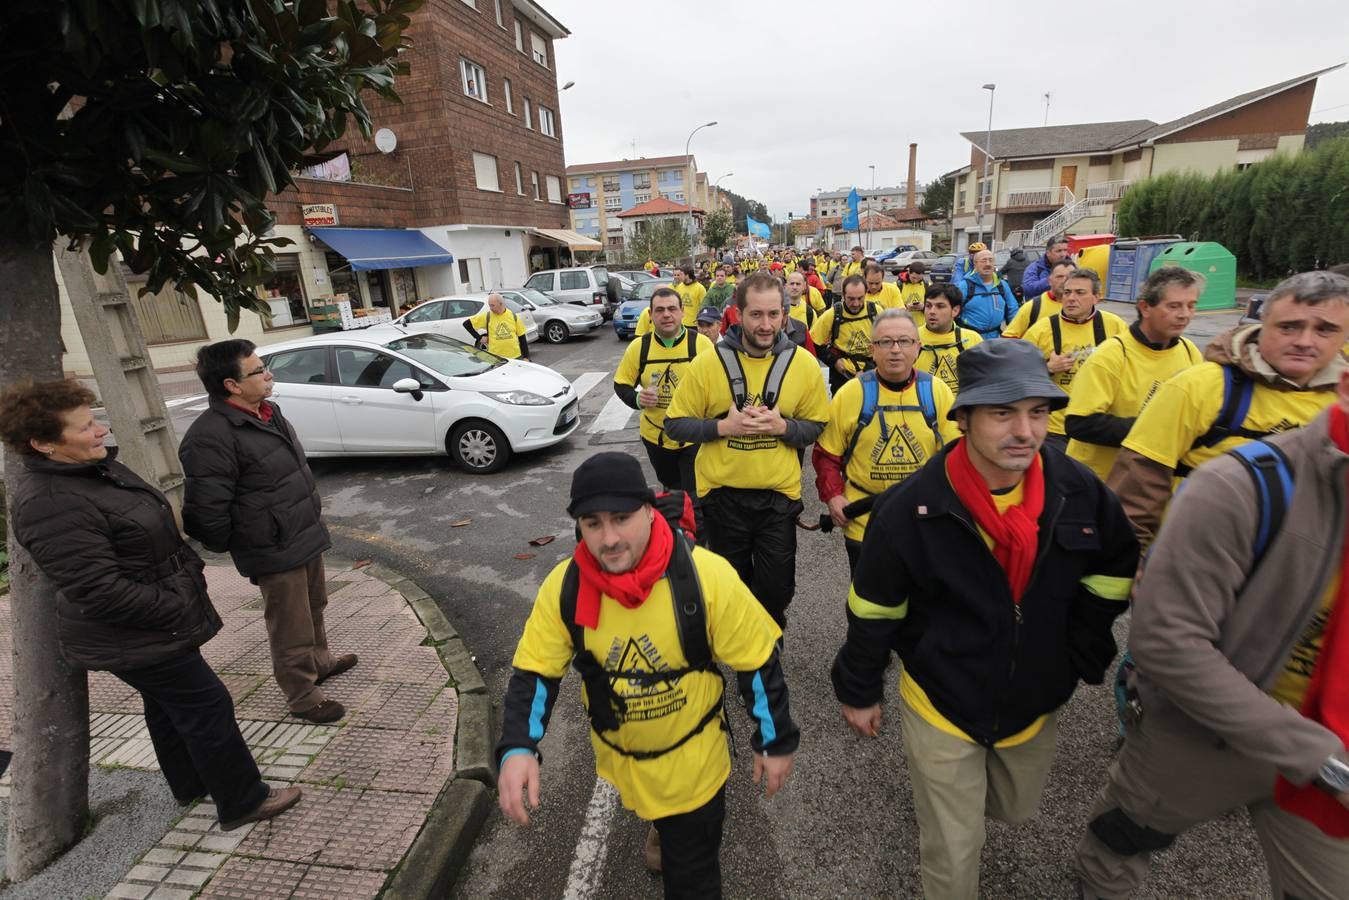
[292,699,346,723]
[220,785,302,832]
[317,653,358,684]
[644,824,661,874]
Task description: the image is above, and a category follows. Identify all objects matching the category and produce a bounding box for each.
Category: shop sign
[302,203,339,227]
[567,192,591,209]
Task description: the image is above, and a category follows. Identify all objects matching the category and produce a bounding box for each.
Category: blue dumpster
[1106,237,1182,302]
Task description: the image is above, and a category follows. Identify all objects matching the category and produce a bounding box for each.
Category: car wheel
[448,420,511,474]
[545,320,569,343]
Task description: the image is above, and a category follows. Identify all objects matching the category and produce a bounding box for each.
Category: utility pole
[978,83,996,246]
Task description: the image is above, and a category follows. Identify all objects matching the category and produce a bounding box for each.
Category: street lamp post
[684,121,717,264]
[867,164,876,253]
[977,83,996,246]
[712,172,733,211]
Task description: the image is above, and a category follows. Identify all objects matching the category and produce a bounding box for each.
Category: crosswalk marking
[570,371,607,402]
[561,779,618,900]
[587,394,634,434]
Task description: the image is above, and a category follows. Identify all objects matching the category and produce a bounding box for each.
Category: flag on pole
[841,188,860,231]
[746,216,771,239]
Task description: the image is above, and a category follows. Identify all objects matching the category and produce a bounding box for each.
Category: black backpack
[1048,313,1107,356]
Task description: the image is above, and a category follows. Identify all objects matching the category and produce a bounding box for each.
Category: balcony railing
[1003,186,1074,209]
[1084,180,1132,202]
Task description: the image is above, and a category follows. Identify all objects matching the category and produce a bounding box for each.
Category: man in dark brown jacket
[1075,387,1349,898]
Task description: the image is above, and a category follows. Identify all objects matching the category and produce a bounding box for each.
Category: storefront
[309,227,456,325]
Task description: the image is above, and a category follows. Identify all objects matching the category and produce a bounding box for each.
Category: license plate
[561,404,578,425]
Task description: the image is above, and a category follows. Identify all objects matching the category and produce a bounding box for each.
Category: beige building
[947,65,1342,252]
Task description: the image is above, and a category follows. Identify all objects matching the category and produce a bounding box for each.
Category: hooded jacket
[1108,324,1347,546]
[999,248,1031,293]
[957,269,1020,340]
[1130,409,1345,783]
[10,449,222,671]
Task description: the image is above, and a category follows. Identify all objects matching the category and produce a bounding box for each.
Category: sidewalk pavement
[0,559,494,900]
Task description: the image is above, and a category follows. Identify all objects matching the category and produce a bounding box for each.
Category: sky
[546,0,1349,222]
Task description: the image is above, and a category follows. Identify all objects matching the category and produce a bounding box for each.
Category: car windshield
[633,280,672,300]
[383,333,502,376]
[591,265,610,283]
[936,255,956,266]
[517,288,559,306]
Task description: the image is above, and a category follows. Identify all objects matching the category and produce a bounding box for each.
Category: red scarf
[571,513,673,629]
[1274,405,1349,836]
[945,438,1045,602]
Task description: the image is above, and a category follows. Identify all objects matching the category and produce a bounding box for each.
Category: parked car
[385,295,539,344]
[885,249,940,270]
[488,288,604,344]
[875,245,921,263]
[929,254,958,283]
[524,265,618,319]
[613,269,661,284]
[612,278,673,340]
[257,330,578,474]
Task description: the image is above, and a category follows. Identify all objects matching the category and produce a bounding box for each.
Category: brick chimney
[906,144,918,209]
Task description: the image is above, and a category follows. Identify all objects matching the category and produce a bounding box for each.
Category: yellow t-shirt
[866,282,904,311]
[614,329,715,449]
[511,547,782,820]
[1269,572,1337,709]
[915,325,983,396]
[467,308,526,358]
[810,303,880,375]
[842,260,864,279]
[1122,362,1336,474]
[1003,292,1062,339]
[1065,331,1201,480]
[816,374,960,541]
[900,479,1049,747]
[1022,311,1128,435]
[635,306,652,337]
[665,345,830,499]
[672,281,706,326]
[900,282,927,327]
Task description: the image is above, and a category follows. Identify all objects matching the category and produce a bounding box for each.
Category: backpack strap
[715,343,749,409]
[636,333,654,383]
[830,301,845,344]
[761,345,797,409]
[842,370,880,463]
[914,370,943,448]
[666,535,710,668]
[1050,315,1063,356]
[953,326,967,352]
[1193,365,1260,450]
[1030,295,1042,327]
[1092,312,1106,346]
[1227,440,1294,566]
[686,327,698,359]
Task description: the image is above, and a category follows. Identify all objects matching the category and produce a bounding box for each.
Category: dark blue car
[613,278,672,339]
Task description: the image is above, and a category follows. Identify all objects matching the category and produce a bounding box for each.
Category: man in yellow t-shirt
[670,266,706,326]
[785,270,826,330]
[834,339,1139,900]
[614,287,714,508]
[899,262,929,326]
[1065,267,1204,480]
[916,283,983,396]
[811,275,881,394]
[1110,270,1349,547]
[864,263,903,310]
[496,452,797,894]
[813,309,960,570]
[1002,259,1072,338]
[464,293,528,359]
[1021,268,1127,452]
[841,246,865,280]
[665,272,830,630]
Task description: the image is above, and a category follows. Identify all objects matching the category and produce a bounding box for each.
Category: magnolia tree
[0,0,420,878]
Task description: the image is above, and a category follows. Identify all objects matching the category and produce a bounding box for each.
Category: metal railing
[1084,180,1132,202]
[1003,185,1074,208]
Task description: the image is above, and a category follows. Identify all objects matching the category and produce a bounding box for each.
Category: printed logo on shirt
[842,328,872,357]
[930,352,959,391]
[1267,418,1299,434]
[865,420,928,483]
[602,634,687,722]
[725,391,780,452]
[494,320,515,340]
[651,366,681,408]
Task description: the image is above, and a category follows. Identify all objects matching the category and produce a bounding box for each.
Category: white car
[388,295,540,345]
[257,330,578,473]
[482,288,604,344]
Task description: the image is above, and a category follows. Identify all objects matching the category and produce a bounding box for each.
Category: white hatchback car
[257,330,578,473]
[388,295,540,345]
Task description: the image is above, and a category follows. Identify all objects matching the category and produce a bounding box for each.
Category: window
[403,301,446,324]
[604,195,621,211]
[514,20,523,51]
[258,255,311,330]
[503,78,514,114]
[523,98,533,129]
[336,348,430,390]
[634,191,650,204]
[602,175,620,192]
[459,0,476,6]
[531,171,541,200]
[525,272,554,291]
[546,175,562,203]
[530,32,548,67]
[559,271,588,291]
[494,0,504,26]
[539,106,556,137]
[514,162,524,195]
[460,59,487,102]
[126,277,209,344]
[472,152,500,191]
[633,173,651,190]
[268,348,330,385]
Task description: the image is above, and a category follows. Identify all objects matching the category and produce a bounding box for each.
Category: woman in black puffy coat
[1,379,299,831]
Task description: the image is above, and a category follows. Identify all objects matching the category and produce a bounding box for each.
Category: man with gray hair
[957,248,1020,340]
[1108,270,1349,547]
[464,292,530,359]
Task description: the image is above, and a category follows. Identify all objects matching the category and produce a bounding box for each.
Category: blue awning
[309,227,454,271]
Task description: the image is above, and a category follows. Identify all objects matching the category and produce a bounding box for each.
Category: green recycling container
[1147,242,1236,310]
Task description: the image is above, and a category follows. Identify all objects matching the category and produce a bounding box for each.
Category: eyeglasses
[239,366,270,379]
[871,338,918,350]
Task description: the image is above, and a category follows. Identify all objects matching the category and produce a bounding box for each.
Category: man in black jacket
[832,339,1139,899]
[179,340,356,724]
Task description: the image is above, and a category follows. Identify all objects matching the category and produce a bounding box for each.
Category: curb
[346,560,497,897]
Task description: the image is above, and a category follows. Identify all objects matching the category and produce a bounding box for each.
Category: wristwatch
[1313,756,1349,795]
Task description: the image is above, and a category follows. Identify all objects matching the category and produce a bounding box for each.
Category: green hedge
[1117,137,1349,280]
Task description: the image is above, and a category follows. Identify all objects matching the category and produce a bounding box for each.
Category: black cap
[696,306,722,325]
[567,452,655,518]
[948,339,1069,420]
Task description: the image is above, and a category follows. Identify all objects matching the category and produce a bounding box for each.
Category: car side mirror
[392,377,424,401]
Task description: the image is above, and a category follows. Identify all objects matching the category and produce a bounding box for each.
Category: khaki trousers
[1074,714,1349,900]
[256,555,335,712]
[900,697,1060,900]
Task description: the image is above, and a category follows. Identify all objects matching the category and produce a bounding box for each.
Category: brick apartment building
[61,0,593,381]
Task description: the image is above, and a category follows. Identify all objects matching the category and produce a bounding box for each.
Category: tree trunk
[0,236,90,882]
